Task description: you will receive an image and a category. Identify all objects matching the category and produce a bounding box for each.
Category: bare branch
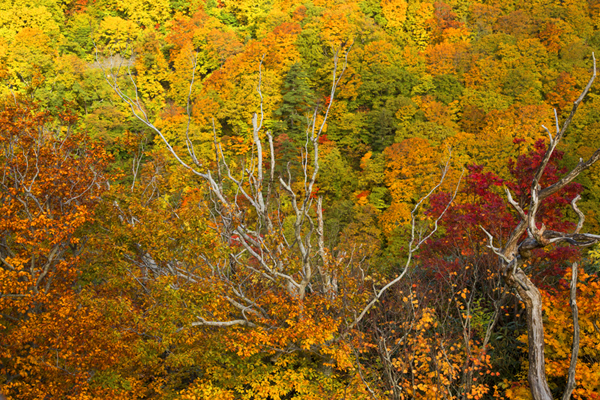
[184,52,201,167]
[491,56,599,400]
[315,44,352,139]
[192,317,256,328]
[505,187,527,221]
[562,262,579,400]
[352,345,380,400]
[95,43,210,180]
[0,255,15,271]
[480,226,512,263]
[349,155,462,329]
[534,53,597,201]
[410,153,462,252]
[538,148,600,203]
[541,125,553,144]
[533,54,596,189]
[571,195,584,234]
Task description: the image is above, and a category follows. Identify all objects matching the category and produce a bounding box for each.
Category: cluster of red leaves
[424,138,582,283]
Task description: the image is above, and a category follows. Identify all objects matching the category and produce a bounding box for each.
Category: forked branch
[349,155,463,329]
[502,53,597,257]
[102,42,353,326]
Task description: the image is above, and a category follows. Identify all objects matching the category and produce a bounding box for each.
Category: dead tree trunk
[507,269,552,399]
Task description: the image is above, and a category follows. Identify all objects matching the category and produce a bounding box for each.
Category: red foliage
[423,139,582,283]
[318,134,331,144]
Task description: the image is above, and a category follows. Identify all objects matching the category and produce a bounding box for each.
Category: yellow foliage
[505,385,534,400]
[590,245,600,261]
[221,0,274,29]
[0,2,62,43]
[116,0,171,28]
[382,0,408,30]
[405,1,434,49]
[381,137,444,235]
[95,16,142,54]
[179,381,236,400]
[319,2,361,50]
[0,27,57,93]
[451,105,554,178]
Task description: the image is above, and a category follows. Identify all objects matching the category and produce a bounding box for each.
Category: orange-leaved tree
[506,267,600,399]
[0,98,114,398]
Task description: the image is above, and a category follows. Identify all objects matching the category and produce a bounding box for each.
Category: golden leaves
[95,16,142,54]
[382,0,408,30]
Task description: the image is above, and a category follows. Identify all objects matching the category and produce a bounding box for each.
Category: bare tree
[100,47,358,327]
[482,55,599,400]
[100,44,462,358]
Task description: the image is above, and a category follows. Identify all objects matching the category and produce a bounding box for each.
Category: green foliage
[432,74,464,105]
[273,62,316,141]
[358,0,387,27]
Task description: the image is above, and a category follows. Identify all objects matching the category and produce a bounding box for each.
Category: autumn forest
[2,0,600,399]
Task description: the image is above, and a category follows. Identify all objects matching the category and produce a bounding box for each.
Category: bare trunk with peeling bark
[507,269,552,399]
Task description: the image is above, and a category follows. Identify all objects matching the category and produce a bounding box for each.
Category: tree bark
[507,268,553,400]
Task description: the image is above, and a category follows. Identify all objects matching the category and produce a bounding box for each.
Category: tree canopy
[1,1,600,399]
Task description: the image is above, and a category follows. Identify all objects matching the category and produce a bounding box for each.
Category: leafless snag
[482,54,598,400]
[102,45,354,329]
[104,43,467,395]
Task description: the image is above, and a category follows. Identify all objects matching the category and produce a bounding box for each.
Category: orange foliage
[546,72,580,113]
[381,138,442,235]
[538,22,564,54]
[0,98,114,398]
[425,42,469,76]
[420,95,457,128]
[451,105,553,176]
[319,2,361,50]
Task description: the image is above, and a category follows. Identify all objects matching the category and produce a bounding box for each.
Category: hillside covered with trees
[1,0,600,398]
